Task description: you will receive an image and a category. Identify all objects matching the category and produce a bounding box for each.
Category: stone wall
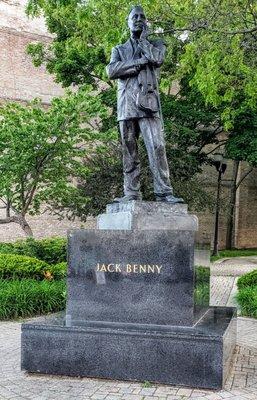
[0,0,48,36]
[195,162,257,249]
[236,166,257,248]
[0,0,63,104]
[0,204,96,242]
[0,28,64,104]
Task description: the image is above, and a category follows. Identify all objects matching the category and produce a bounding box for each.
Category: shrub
[0,237,67,264]
[194,266,210,306]
[30,237,67,264]
[0,254,48,280]
[43,262,67,281]
[195,266,210,283]
[0,279,66,319]
[0,243,14,254]
[237,269,257,289]
[0,254,66,280]
[236,286,257,319]
[0,240,34,257]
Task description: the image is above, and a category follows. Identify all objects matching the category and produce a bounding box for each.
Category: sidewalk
[210,256,257,308]
[0,258,256,400]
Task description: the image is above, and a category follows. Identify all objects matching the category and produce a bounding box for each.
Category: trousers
[119,118,173,196]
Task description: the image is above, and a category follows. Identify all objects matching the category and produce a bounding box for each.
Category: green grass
[211,248,257,262]
[237,270,257,290]
[0,279,66,320]
[194,266,210,306]
[236,269,257,319]
[142,381,152,388]
[195,283,210,306]
[195,266,210,283]
[236,286,257,318]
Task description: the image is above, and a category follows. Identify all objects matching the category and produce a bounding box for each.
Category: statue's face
[128,7,146,33]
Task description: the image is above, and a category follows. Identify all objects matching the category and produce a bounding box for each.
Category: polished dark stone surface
[67,229,195,326]
[21,306,237,389]
[21,203,235,389]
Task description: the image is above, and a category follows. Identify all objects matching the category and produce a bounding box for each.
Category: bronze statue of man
[106,5,184,204]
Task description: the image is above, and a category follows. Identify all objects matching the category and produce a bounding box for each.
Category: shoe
[112,194,141,203]
[156,194,185,204]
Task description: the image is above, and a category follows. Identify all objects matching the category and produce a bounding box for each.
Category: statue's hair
[128,5,145,17]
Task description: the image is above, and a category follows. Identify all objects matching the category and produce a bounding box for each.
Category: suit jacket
[106,38,166,121]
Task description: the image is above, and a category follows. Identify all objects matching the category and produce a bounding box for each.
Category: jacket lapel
[119,39,133,61]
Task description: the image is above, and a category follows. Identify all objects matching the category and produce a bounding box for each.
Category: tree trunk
[0,214,33,237]
[225,160,239,250]
[17,215,34,237]
[6,199,10,218]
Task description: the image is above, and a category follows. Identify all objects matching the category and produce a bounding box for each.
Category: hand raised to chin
[140,24,149,41]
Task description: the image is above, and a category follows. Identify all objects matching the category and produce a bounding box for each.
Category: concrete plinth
[97,201,197,231]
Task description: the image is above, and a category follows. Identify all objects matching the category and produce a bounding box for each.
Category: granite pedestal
[21,202,236,389]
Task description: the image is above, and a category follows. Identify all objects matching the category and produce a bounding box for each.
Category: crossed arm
[106,40,166,80]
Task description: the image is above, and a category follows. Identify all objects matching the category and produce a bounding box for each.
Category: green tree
[26,0,257,130]
[0,88,107,236]
[224,111,257,249]
[25,0,257,229]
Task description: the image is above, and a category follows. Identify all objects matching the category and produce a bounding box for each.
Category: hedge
[0,254,48,280]
[0,254,67,280]
[236,286,257,318]
[0,237,67,265]
[237,269,257,289]
[0,279,66,319]
[44,262,67,280]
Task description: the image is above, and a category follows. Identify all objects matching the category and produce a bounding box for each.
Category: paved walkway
[0,257,256,400]
[210,256,257,308]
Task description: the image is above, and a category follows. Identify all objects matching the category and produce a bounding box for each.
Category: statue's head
[127,5,147,34]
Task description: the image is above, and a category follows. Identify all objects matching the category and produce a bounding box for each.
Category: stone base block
[67,229,196,327]
[97,201,197,231]
[21,307,236,390]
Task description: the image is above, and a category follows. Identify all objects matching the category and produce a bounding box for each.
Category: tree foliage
[26,0,257,126]
[24,0,257,219]
[225,111,257,166]
[0,88,108,235]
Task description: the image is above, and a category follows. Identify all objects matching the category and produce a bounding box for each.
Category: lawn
[211,249,257,262]
[236,270,257,318]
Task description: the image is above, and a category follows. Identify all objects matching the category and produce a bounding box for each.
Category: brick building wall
[235,165,257,248]
[0,204,96,242]
[196,161,257,249]
[0,27,64,104]
[0,0,64,103]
